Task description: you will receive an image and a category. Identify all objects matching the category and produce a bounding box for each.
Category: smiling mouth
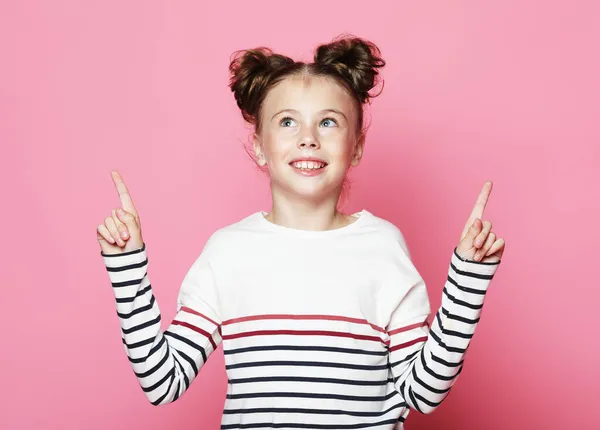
[289,160,328,171]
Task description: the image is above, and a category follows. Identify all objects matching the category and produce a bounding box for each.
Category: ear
[253,133,267,166]
[350,133,365,166]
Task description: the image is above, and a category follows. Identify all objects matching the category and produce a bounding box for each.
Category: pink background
[2,1,598,429]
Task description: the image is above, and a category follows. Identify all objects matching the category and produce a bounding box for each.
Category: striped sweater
[101,209,500,429]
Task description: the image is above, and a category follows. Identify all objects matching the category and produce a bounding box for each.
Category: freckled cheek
[322,137,354,159]
[263,142,293,166]
[320,127,350,142]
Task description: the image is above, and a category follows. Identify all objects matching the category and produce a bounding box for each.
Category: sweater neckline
[254,209,370,237]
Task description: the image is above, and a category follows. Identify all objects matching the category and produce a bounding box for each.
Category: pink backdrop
[2,1,598,429]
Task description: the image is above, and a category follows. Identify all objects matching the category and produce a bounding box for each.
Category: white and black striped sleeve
[386,246,500,414]
[101,243,223,406]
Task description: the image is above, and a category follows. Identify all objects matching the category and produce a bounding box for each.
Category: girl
[97,35,505,429]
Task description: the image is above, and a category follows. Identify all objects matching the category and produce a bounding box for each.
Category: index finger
[111,170,138,215]
[461,180,493,238]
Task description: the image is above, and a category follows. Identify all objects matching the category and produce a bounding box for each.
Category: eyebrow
[271,109,348,121]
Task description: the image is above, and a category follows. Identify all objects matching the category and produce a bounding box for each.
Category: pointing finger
[462,181,493,239]
[111,170,137,215]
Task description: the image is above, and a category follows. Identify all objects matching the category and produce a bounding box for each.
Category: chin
[281,180,342,203]
[269,165,345,201]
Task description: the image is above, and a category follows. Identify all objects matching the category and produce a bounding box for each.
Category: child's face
[253,74,364,203]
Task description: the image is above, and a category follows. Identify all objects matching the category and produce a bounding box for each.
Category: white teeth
[292,161,325,170]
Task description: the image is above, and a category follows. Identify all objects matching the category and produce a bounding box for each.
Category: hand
[96,170,144,255]
[456,181,505,263]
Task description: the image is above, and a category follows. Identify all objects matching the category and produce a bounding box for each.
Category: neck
[265,187,351,231]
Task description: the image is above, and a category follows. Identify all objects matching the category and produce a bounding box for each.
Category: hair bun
[314,36,385,103]
[229,48,294,124]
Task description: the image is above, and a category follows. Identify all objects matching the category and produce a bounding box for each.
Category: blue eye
[321,118,338,127]
[280,117,296,127]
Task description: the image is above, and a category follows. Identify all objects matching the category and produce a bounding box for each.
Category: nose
[297,132,320,150]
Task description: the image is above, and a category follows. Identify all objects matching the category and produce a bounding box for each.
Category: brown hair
[228,34,386,137]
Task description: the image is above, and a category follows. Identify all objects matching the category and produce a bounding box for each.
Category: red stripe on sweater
[222,314,386,333]
[172,320,217,350]
[389,336,428,352]
[180,306,219,327]
[388,322,428,336]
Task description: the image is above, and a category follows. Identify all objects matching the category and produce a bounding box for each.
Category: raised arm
[385,181,504,413]
[97,171,222,405]
[386,248,500,413]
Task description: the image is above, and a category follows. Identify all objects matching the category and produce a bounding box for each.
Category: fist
[96,171,144,255]
[457,217,504,263]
